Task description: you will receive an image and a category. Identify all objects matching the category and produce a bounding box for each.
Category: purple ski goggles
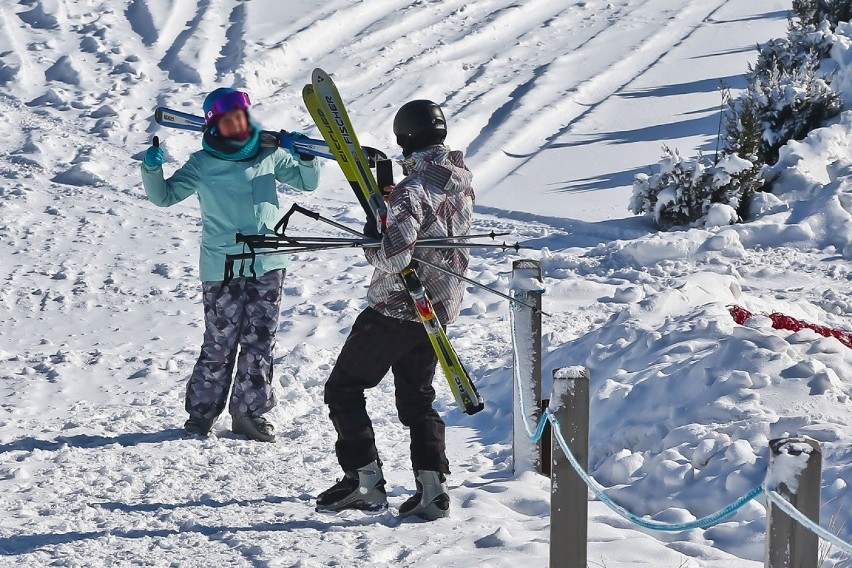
[205,90,251,124]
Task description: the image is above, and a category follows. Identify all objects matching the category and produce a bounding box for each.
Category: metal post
[551,366,589,568]
[765,437,822,568]
[511,259,543,474]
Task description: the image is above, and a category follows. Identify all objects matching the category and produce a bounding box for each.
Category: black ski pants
[324,307,450,474]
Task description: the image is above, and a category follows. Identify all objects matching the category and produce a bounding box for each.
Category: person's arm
[141,153,200,206]
[273,149,320,191]
[364,182,421,273]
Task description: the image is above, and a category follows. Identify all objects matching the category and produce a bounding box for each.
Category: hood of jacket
[400,145,472,196]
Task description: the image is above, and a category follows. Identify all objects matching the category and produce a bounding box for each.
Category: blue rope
[509,291,549,441]
[547,409,763,531]
[765,488,852,555]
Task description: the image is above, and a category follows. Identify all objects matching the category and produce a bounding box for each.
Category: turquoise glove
[144,145,164,168]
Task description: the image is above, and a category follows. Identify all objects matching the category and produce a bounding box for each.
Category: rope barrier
[509,295,548,442]
[764,489,852,556]
[510,291,852,548]
[547,409,763,531]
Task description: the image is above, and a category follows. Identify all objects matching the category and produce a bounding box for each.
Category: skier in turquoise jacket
[141,87,320,442]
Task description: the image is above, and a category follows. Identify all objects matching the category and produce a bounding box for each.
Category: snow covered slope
[2,1,851,567]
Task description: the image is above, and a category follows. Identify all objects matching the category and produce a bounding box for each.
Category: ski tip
[154,107,163,124]
[464,402,485,416]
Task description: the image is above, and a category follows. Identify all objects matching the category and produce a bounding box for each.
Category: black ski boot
[399,470,450,520]
[184,414,216,436]
[316,460,388,513]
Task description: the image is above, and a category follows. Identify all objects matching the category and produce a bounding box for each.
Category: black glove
[298,153,314,161]
[363,220,381,239]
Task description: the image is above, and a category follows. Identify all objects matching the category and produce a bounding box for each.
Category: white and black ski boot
[316,460,388,513]
[399,470,450,520]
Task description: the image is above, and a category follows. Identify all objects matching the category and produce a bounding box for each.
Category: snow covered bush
[726,20,842,166]
[633,11,843,229]
[793,0,852,31]
[728,50,841,166]
[629,147,759,229]
[755,20,835,66]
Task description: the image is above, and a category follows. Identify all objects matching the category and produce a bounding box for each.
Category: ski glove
[143,145,164,168]
[363,220,381,240]
[280,130,314,161]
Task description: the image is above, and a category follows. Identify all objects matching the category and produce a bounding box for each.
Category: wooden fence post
[551,366,589,568]
[511,259,543,474]
[765,437,822,568]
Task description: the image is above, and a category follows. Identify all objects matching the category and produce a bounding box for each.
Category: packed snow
[1,0,851,566]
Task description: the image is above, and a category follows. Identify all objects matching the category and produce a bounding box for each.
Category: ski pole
[223,241,363,283]
[239,234,528,251]
[272,204,518,246]
[419,231,512,242]
[237,233,372,246]
[223,243,547,314]
[412,255,550,316]
[250,238,530,252]
[227,242,361,260]
[274,203,367,238]
[403,242,528,251]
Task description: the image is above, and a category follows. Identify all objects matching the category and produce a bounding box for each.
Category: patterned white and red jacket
[364,145,475,325]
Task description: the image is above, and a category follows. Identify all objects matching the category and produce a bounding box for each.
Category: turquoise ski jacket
[141,147,320,282]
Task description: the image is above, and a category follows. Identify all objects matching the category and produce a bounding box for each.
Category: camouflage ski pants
[185,269,285,420]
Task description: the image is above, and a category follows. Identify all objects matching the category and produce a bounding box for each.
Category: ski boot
[399,470,450,521]
[231,414,276,442]
[316,460,388,513]
[184,414,216,436]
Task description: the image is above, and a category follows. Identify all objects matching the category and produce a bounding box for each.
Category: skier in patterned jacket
[140,87,320,442]
[317,100,474,520]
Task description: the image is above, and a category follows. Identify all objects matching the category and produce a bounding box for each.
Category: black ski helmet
[393,100,447,156]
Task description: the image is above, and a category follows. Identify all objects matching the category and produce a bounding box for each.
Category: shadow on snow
[0,429,186,454]
[0,515,395,556]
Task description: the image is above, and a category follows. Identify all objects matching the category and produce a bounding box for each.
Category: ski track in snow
[471,0,734,186]
[3,1,851,567]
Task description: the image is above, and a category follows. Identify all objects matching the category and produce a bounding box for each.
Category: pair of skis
[302,72,388,234]
[302,68,484,415]
[152,106,386,164]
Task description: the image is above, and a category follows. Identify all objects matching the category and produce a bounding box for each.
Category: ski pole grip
[153,136,160,148]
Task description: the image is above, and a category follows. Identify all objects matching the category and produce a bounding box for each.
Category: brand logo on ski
[325,97,353,144]
[314,107,349,164]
